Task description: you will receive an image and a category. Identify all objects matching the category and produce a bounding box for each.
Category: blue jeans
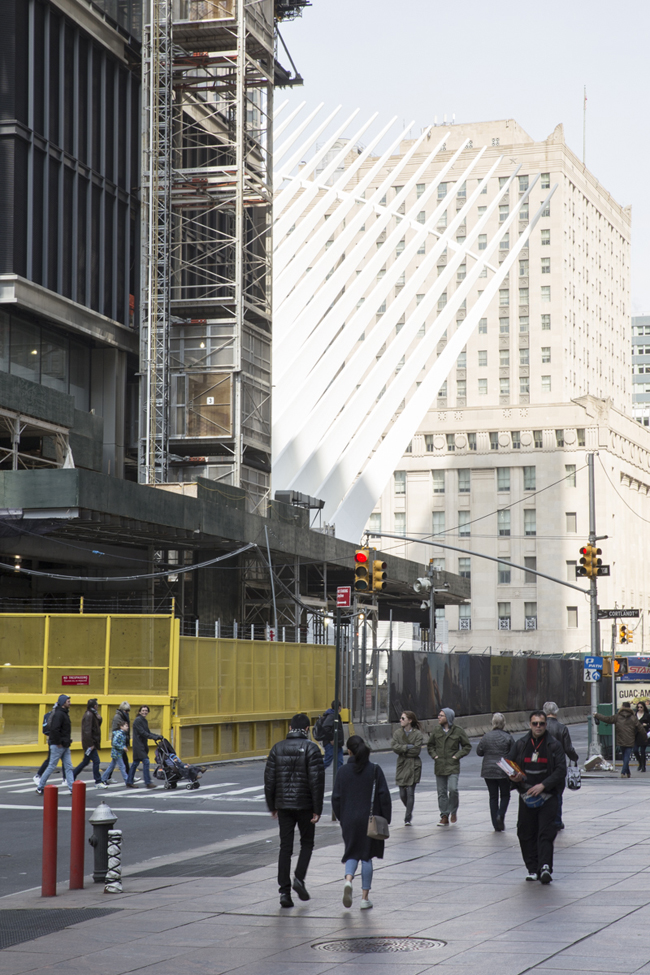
[73,748,101,783]
[127,757,151,786]
[436,773,459,816]
[345,858,373,891]
[621,746,633,775]
[323,742,343,769]
[39,744,74,791]
[101,753,129,785]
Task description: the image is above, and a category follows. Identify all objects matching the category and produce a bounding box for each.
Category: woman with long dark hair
[634,700,650,772]
[331,735,392,911]
[391,710,424,825]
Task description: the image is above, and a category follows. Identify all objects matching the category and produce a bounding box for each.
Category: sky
[278,0,650,315]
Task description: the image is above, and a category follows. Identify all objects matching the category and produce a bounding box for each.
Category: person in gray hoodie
[476,712,514,831]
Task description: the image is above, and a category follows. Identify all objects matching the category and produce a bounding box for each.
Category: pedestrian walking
[543,701,579,829]
[507,710,567,884]
[126,706,161,788]
[634,701,650,772]
[427,708,471,826]
[332,735,391,911]
[595,701,642,778]
[33,702,65,785]
[111,702,131,777]
[320,701,344,770]
[99,721,130,787]
[73,699,103,785]
[476,712,514,832]
[36,695,74,794]
[391,710,424,825]
[264,713,325,908]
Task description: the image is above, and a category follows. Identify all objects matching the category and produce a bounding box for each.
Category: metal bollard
[88,801,118,883]
[69,780,86,890]
[104,829,123,893]
[42,784,58,897]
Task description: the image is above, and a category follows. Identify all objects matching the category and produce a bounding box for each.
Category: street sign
[584,669,602,682]
[597,608,639,619]
[585,656,603,669]
[336,586,351,608]
[597,565,611,576]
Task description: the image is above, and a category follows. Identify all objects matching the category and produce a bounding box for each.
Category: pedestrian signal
[614,657,629,675]
[372,560,387,592]
[354,549,370,592]
[619,625,628,645]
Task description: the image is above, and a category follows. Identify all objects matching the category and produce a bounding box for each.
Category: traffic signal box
[577,543,603,578]
[618,625,633,645]
[372,560,387,592]
[613,657,629,675]
[354,549,370,592]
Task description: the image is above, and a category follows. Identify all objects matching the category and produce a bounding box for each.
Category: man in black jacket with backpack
[507,710,567,885]
[37,694,75,794]
[264,713,325,908]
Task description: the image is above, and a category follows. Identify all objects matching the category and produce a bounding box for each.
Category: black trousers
[517,795,558,874]
[277,808,315,895]
[399,785,416,822]
[485,778,511,828]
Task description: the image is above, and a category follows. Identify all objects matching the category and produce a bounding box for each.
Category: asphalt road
[0,722,592,898]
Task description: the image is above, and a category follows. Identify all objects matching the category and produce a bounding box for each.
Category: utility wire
[597,454,650,525]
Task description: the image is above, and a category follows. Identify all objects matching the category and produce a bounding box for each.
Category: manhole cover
[313,937,445,953]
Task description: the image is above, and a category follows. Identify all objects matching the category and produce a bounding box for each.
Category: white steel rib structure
[272,108,557,542]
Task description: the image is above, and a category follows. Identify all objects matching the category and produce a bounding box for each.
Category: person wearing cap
[110,702,131,779]
[426,708,471,826]
[595,701,642,778]
[36,695,74,795]
[73,699,103,785]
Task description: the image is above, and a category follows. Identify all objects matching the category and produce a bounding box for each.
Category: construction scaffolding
[139,0,281,511]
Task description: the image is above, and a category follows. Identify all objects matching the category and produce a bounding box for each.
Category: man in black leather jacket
[507,711,567,884]
[543,701,578,830]
[264,713,325,908]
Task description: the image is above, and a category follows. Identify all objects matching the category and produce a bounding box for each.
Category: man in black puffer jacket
[264,713,325,908]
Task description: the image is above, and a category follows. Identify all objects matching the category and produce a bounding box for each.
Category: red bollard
[42,784,58,897]
[70,780,86,890]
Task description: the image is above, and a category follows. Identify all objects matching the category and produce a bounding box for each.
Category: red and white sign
[61,675,90,686]
[336,586,351,607]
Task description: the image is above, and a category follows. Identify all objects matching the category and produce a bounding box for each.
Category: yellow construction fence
[0,614,335,766]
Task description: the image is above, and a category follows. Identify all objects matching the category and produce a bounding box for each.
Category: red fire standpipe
[70,780,86,889]
[42,784,58,897]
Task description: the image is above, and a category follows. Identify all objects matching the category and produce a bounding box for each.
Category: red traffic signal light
[354,551,368,564]
[354,548,370,591]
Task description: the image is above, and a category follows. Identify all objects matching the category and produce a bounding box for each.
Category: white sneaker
[525,871,538,882]
[33,775,40,786]
[360,899,373,910]
[98,782,108,789]
[342,880,353,908]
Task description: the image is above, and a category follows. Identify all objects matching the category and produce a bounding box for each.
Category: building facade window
[566,512,577,533]
[446,433,455,452]
[555,429,564,447]
[425,434,434,452]
[524,510,537,536]
[525,602,538,630]
[478,234,487,251]
[524,557,537,584]
[500,378,510,396]
[523,466,536,490]
[458,511,471,536]
[479,378,488,395]
[497,468,510,492]
[498,602,511,629]
[541,257,551,273]
[567,606,578,628]
[565,464,576,486]
[520,378,530,395]
[394,512,406,535]
[458,604,471,630]
[468,432,477,451]
[566,561,577,581]
[511,431,521,449]
[534,430,543,448]
[458,469,470,493]
[478,350,488,367]
[541,375,551,392]
[394,471,406,494]
[478,318,487,334]
[490,432,499,450]
[458,558,471,578]
[541,286,551,302]
[542,347,551,363]
[498,509,511,536]
[498,561,512,585]
[577,428,586,446]
[541,314,551,330]
[432,470,445,493]
[432,511,445,535]
[368,513,381,536]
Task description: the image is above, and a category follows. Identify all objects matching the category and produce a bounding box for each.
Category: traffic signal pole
[587,453,602,759]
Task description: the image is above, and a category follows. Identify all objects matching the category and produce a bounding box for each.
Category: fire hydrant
[88,801,118,884]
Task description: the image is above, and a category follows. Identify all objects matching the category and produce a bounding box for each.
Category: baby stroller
[154,737,206,790]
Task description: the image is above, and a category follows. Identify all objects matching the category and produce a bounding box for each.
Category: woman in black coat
[331,735,391,911]
[126,706,160,788]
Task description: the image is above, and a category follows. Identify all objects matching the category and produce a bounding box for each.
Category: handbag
[367,766,390,840]
[567,760,581,791]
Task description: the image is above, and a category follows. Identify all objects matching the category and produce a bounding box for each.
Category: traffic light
[372,559,387,592]
[619,624,628,644]
[614,657,629,676]
[628,627,634,645]
[354,548,370,592]
[577,543,603,578]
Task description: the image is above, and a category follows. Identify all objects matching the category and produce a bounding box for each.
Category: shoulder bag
[566,759,581,791]
[367,765,390,840]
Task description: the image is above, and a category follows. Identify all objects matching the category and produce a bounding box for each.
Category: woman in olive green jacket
[391,711,424,825]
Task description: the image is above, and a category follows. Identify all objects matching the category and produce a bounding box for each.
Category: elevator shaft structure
[139,0,275,511]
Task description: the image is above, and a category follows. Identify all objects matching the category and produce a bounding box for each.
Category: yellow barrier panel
[0,616,335,766]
